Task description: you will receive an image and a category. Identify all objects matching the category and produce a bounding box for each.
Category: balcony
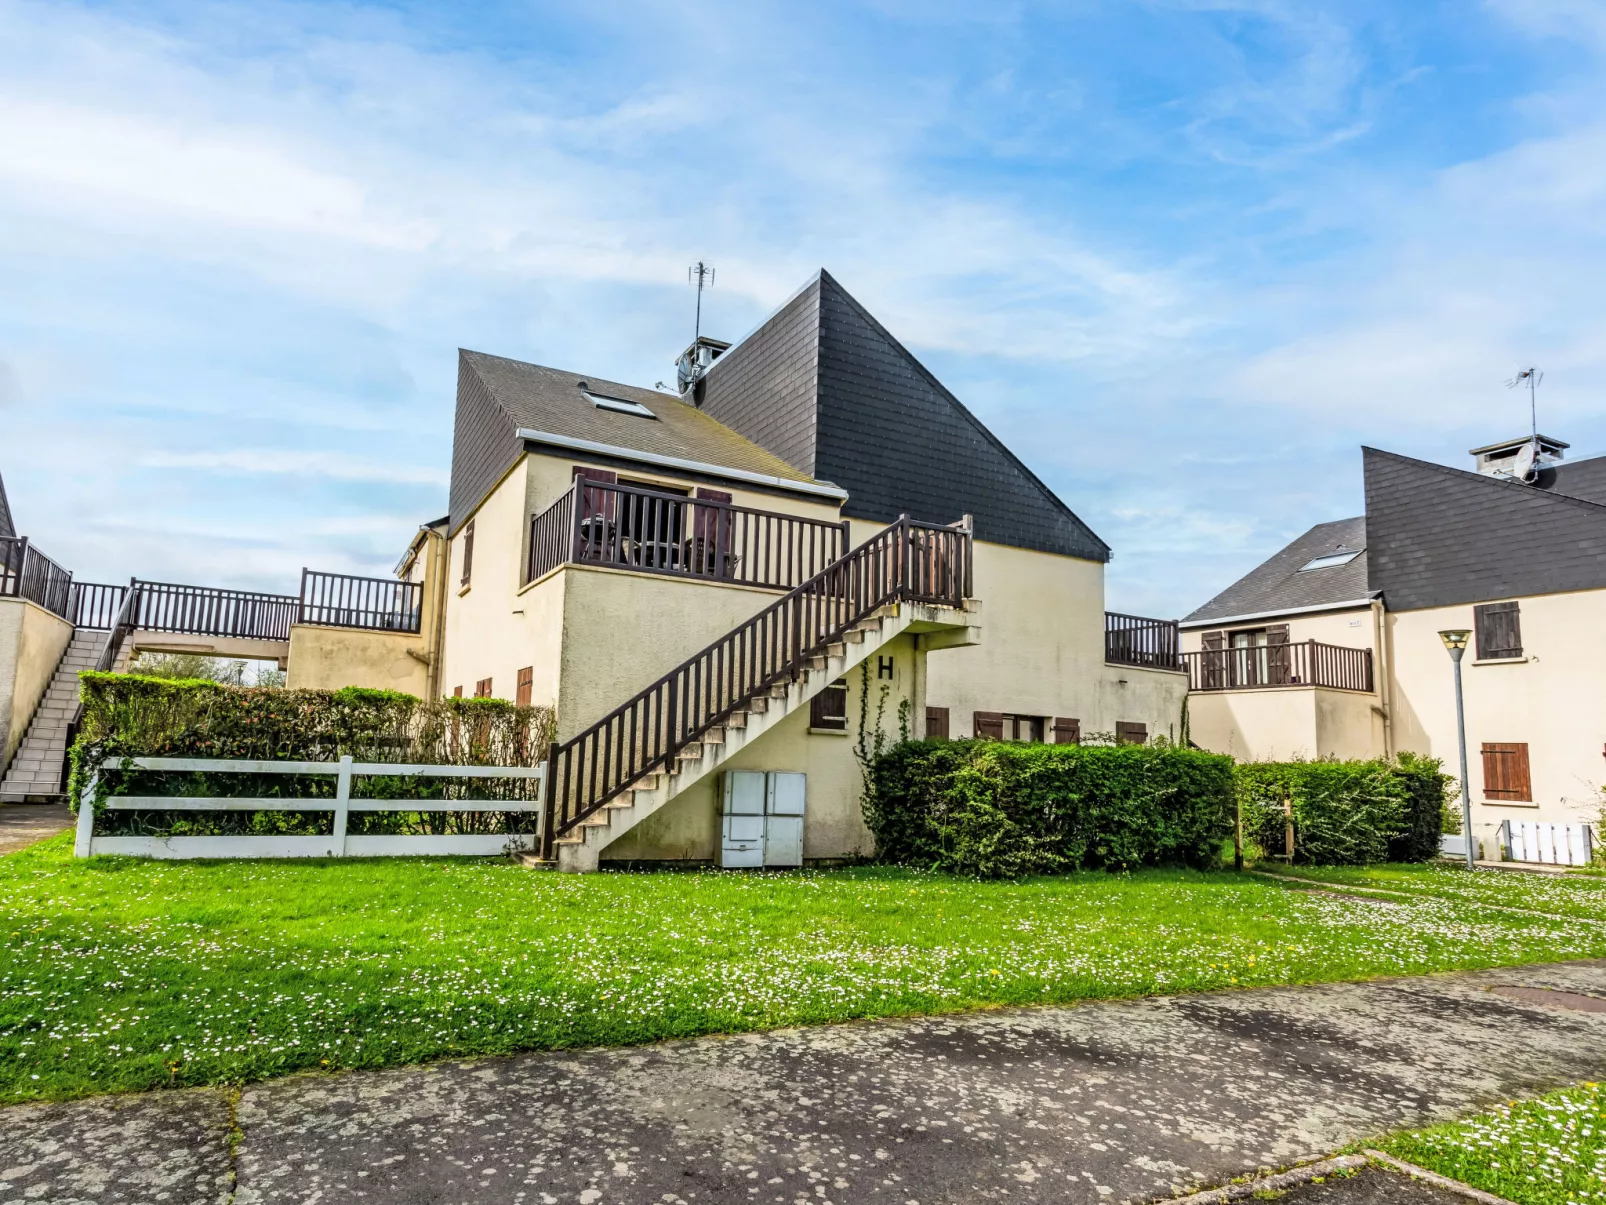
[1105,612,1181,670]
[1183,640,1374,693]
[526,479,851,591]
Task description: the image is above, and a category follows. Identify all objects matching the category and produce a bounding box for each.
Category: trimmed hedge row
[70,673,556,838]
[1236,752,1449,866]
[864,739,1235,878]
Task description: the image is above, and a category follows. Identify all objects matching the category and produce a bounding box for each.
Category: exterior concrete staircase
[0,628,106,803]
[540,517,977,872]
[555,601,974,872]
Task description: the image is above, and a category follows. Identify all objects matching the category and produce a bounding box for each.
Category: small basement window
[584,390,657,419]
[1297,550,1361,572]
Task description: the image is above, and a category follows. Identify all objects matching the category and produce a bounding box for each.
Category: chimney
[676,336,730,396]
[1468,434,1567,478]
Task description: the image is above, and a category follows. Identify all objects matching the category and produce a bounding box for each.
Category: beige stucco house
[407,270,1186,870]
[1181,435,1606,861]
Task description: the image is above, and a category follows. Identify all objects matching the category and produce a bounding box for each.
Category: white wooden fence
[1500,819,1595,867]
[74,755,545,860]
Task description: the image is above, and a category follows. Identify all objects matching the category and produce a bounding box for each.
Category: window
[474,678,492,699]
[1052,717,1081,745]
[1297,550,1362,572]
[1116,721,1147,746]
[584,389,657,419]
[1481,743,1532,801]
[460,520,475,587]
[1474,601,1522,660]
[810,680,848,731]
[516,666,533,707]
[975,713,1045,741]
[925,706,950,739]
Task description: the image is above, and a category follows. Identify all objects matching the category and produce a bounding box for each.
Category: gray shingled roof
[1182,517,1372,625]
[1364,446,1606,611]
[1548,455,1606,505]
[448,350,829,532]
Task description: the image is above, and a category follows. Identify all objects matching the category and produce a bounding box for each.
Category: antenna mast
[1507,366,1543,443]
[689,261,715,345]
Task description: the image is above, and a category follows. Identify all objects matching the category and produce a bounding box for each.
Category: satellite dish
[1512,439,1539,483]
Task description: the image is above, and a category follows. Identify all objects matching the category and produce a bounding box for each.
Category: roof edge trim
[515,429,849,500]
[1179,597,1378,629]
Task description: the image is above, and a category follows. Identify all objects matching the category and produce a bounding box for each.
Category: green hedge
[864,739,1235,878]
[1235,753,1449,866]
[70,674,556,838]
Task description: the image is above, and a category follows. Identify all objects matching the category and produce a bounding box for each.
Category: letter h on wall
[878,655,894,680]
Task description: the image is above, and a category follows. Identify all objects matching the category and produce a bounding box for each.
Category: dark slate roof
[448,350,824,533]
[695,270,1110,562]
[1547,455,1606,505]
[1364,446,1606,612]
[1182,517,1372,625]
[0,470,13,540]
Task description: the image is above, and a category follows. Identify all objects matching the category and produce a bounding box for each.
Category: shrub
[864,739,1235,878]
[70,673,556,838]
[1235,755,1449,866]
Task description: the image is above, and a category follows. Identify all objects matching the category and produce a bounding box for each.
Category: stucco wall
[1386,589,1606,841]
[285,625,430,696]
[0,598,74,772]
[1180,605,1376,653]
[601,632,921,863]
[882,533,1187,741]
[1189,686,1381,763]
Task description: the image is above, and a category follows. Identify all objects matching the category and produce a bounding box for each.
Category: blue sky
[2,0,1604,616]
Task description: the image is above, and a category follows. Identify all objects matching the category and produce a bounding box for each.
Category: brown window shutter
[1115,721,1147,746]
[452,685,463,698]
[460,520,475,586]
[572,466,618,484]
[1052,717,1081,744]
[1200,630,1225,651]
[925,706,950,739]
[1474,602,1522,659]
[516,667,533,707]
[694,487,732,503]
[1481,742,1531,801]
[810,681,848,730]
[1264,623,1292,683]
[474,677,492,699]
[973,711,1005,740]
[1264,624,1290,645]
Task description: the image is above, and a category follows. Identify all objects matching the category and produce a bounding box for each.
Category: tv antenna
[688,261,715,344]
[1507,366,1543,443]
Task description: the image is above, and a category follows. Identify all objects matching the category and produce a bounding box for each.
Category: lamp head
[1438,629,1471,660]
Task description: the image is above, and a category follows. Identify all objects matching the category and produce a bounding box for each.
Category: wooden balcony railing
[128,580,301,643]
[543,517,971,857]
[1105,612,1181,670]
[299,570,423,633]
[0,537,75,619]
[1183,640,1374,693]
[526,480,850,592]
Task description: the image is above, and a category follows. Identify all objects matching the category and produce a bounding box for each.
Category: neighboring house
[1181,435,1606,858]
[418,268,1187,870]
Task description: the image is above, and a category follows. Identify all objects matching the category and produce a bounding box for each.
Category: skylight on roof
[585,390,656,419]
[1297,550,1362,572]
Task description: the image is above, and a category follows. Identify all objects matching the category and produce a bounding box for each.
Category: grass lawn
[1379,1081,1606,1205]
[4,840,1606,1106]
[1258,862,1606,922]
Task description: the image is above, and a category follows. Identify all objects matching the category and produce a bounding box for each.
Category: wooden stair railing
[541,517,971,857]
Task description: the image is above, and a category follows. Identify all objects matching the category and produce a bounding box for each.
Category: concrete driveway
[4,959,1605,1205]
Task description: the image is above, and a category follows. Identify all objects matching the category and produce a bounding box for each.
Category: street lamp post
[1439,629,1475,870]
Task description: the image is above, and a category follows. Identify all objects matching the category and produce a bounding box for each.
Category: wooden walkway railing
[299,570,423,633]
[1105,612,1181,671]
[543,517,971,857]
[0,537,74,619]
[1183,640,1374,693]
[527,480,849,592]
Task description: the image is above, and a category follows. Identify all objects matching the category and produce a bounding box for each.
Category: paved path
[0,802,71,854]
[4,960,1605,1205]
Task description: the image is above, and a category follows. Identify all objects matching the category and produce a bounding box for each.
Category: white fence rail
[1500,819,1594,867]
[74,755,545,860]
